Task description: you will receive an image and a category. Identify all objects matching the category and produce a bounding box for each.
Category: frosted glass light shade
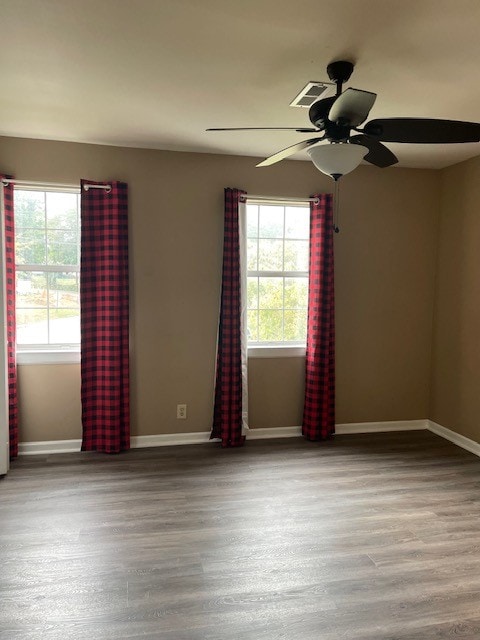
[307,143,368,179]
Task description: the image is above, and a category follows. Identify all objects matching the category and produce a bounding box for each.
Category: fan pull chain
[333,179,340,233]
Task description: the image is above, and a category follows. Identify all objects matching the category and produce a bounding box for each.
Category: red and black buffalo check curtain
[211,188,247,447]
[302,193,335,441]
[80,180,130,454]
[1,176,18,459]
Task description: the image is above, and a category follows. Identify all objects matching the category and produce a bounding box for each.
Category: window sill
[248,345,306,359]
[17,350,81,365]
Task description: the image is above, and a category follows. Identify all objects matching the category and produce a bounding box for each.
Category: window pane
[15,229,46,264]
[247,277,258,309]
[247,310,258,341]
[284,240,309,271]
[47,242,78,266]
[259,277,283,309]
[285,207,310,239]
[284,310,308,342]
[258,310,283,342]
[247,239,258,271]
[259,205,284,238]
[16,309,48,345]
[246,201,309,348]
[47,229,77,244]
[48,273,80,308]
[49,309,80,344]
[46,192,78,229]
[14,191,45,229]
[16,272,47,308]
[284,278,308,309]
[258,239,283,271]
[246,205,258,238]
[14,188,81,350]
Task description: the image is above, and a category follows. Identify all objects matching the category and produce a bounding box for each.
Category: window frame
[244,198,310,357]
[14,185,81,365]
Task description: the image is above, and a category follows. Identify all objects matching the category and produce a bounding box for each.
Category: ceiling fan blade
[328,88,377,127]
[363,118,480,143]
[350,135,398,168]
[256,137,325,167]
[207,127,319,133]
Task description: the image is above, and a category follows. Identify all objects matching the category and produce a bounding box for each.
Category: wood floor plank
[2,431,480,638]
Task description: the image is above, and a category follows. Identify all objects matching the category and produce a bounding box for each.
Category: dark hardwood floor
[2,431,480,639]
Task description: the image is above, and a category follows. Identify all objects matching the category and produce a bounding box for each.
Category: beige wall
[430,156,480,441]
[0,136,440,442]
[17,365,81,441]
[334,168,439,423]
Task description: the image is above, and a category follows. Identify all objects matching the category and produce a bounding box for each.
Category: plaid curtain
[211,188,246,447]
[302,193,335,441]
[1,176,18,459]
[80,180,130,454]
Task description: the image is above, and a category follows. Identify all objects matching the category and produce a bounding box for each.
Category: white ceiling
[2,0,480,169]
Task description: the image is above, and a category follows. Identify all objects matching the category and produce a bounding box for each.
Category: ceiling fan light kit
[207,60,480,179]
[307,143,368,180]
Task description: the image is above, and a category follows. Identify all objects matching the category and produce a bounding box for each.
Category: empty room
[2,1,480,638]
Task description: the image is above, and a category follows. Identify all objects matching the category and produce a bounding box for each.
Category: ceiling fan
[207,60,480,179]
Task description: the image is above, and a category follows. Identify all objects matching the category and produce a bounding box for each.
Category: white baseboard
[247,426,301,439]
[17,419,428,455]
[427,420,480,458]
[247,420,428,438]
[17,433,219,455]
[336,419,428,434]
[18,439,83,455]
[131,432,219,448]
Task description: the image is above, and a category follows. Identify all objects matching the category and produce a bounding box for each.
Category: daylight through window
[246,201,310,346]
[14,188,81,351]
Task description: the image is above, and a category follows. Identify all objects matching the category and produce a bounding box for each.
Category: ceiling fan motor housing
[309,98,351,142]
[308,96,335,128]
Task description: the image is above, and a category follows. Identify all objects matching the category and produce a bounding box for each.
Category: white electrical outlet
[177,404,187,419]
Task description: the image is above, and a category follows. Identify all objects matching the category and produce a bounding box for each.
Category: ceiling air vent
[289,81,334,108]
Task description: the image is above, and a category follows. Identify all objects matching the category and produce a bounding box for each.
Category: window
[14,188,81,362]
[246,201,310,355]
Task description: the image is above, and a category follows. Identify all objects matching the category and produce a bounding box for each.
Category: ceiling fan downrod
[327,60,354,96]
[309,60,355,131]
